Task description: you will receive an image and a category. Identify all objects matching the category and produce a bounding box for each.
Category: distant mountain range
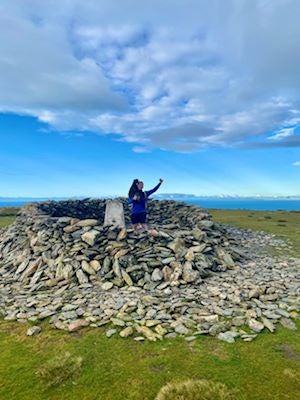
[1,194,300,201]
[153,193,300,200]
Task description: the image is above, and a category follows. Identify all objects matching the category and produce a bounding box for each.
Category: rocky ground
[0,200,299,342]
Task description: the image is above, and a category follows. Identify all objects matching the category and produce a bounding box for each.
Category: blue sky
[0,0,299,197]
[1,113,299,197]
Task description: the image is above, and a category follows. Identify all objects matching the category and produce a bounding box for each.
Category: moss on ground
[0,207,299,399]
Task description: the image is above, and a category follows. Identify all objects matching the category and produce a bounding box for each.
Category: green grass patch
[0,320,299,400]
[36,351,83,389]
[0,207,19,228]
[209,209,300,257]
[155,379,238,400]
[0,216,16,228]
[0,207,20,217]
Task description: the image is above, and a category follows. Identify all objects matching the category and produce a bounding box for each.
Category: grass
[0,207,20,217]
[0,216,16,228]
[155,379,239,400]
[0,207,299,400]
[36,351,83,389]
[0,207,19,228]
[209,209,300,257]
[0,320,299,400]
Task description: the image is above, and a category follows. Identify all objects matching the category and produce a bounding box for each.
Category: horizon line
[1,194,300,200]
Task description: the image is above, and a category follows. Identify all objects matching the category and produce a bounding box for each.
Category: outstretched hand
[159,178,164,184]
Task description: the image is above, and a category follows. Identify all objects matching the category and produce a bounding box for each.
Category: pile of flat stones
[0,199,299,342]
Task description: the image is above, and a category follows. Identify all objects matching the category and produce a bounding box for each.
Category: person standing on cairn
[128,178,163,232]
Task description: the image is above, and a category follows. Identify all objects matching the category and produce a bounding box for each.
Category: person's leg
[131,213,138,231]
[131,213,143,233]
[140,212,148,230]
[136,213,144,231]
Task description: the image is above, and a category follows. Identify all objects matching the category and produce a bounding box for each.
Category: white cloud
[132,146,150,153]
[1,0,300,150]
[0,8,127,117]
[292,161,300,167]
[268,127,295,141]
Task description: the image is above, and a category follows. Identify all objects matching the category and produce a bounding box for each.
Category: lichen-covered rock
[81,260,96,275]
[182,261,199,283]
[76,269,89,284]
[27,326,41,336]
[81,229,100,246]
[68,319,89,332]
[248,319,265,332]
[119,326,133,337]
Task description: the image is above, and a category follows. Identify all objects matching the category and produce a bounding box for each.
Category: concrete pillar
[104,200,125,228]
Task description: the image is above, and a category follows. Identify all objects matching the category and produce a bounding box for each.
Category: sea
[184,199,300,211]
[0,198,299,211]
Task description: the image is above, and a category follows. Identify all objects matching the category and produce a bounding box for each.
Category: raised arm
[146,180,163,197]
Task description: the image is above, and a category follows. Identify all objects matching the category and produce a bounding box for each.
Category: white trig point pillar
[104,200,125,228]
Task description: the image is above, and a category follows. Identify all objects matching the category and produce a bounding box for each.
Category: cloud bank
[1,0,300,151]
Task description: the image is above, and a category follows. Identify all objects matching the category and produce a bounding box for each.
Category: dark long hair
[128,179,139,198]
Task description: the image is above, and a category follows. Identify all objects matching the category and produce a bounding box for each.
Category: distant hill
[153,194,300,200]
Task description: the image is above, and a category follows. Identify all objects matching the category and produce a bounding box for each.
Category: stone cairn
[0,199,241,290]
[0,199,299,341]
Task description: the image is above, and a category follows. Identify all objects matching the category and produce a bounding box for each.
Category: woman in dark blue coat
[128,178,163,231]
